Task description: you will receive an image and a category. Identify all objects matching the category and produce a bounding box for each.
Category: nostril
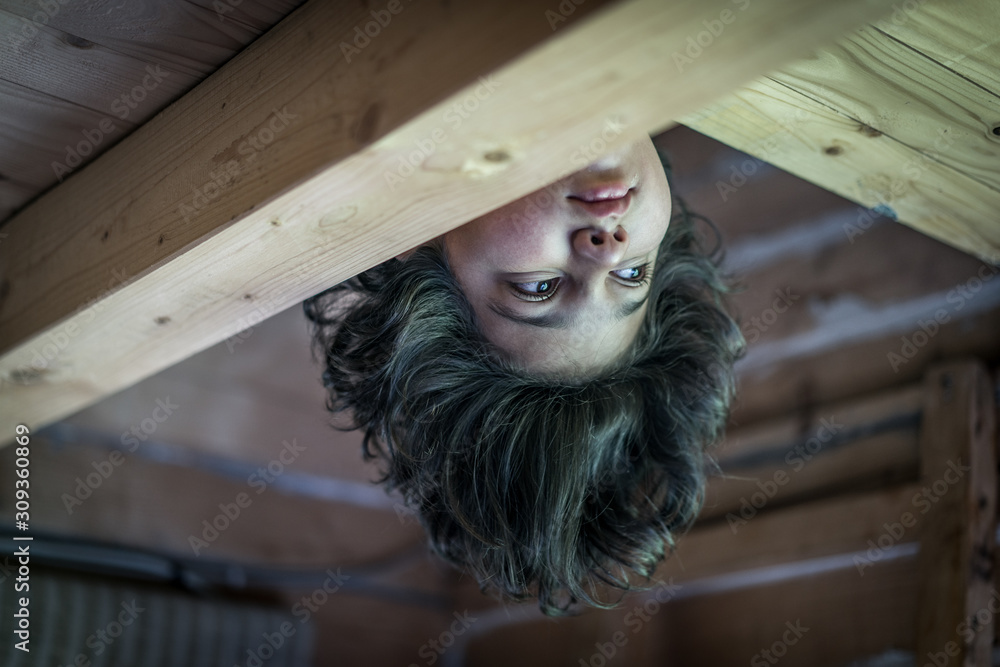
[591,233,605,245]
[612,226,627,242]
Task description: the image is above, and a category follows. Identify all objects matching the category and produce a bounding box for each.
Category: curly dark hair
[303,153,743,615]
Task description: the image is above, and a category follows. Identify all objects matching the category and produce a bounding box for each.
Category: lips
[567,186,633,217]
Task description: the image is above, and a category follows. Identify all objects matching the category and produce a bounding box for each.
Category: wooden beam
[0,0,896,436]
[703,383,921,520]
[682,0,1000,263]
[914,362,997,666]
[659,559,919,666]
[662,483,922,584]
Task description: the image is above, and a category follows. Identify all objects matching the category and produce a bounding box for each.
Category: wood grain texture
[656,122,1000,428]
[0,0,897,437]
[683,80,1000,262]
[914,362,997,666]
[0,7,194,117]
[659,559,918,666]
[773,24,999,190]
[0,77,138,188]
[0,0,302,221]
[661,483,922,584]
[682,0,1000,263]
[702,383,922,520]
[874,0,1000,93]
[0,0,302,77]
[0,432,426,567]
[0,175,33,222]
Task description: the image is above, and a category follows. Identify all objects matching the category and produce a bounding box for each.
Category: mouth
[567,186,633,217]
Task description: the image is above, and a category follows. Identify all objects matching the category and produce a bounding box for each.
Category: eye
[612,263,651,285]
[510,278,560,301]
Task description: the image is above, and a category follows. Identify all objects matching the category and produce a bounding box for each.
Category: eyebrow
[487,292,650,330]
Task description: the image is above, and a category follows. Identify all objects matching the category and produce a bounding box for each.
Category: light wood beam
[0,0,896,436]
[682,0,1000,263]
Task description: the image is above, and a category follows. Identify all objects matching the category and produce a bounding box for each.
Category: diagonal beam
[0,0,895,437]
[681,0,1000,263]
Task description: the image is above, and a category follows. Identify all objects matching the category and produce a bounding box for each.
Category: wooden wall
[3,124,998,665]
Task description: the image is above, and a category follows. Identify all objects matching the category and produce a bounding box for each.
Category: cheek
[632,197,671,248]
[470,212,555,263]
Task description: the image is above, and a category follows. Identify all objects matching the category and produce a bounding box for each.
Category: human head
[303,143,743,615]
[442,136,671,376]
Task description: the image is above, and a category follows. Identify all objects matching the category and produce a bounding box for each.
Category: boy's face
[442,136,672,375]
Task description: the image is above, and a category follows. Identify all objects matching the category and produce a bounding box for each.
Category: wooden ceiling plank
[179,0,306,34]
[0,0,897,435]
[0,178,33,223]
[0,78,139,189]
[0,8,196,121]
[0,0,282,78]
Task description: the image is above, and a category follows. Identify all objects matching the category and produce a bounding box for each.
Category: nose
[572,225,629,266]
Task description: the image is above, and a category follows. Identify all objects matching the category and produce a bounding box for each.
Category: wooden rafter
[0,0,898,437]
[683,0,1000,263]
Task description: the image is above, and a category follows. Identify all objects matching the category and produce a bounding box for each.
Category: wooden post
[914,361,997,666]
